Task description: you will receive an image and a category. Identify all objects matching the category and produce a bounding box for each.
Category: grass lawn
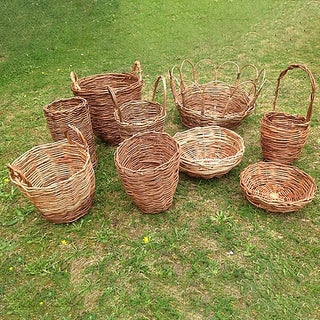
[1,0,320,319]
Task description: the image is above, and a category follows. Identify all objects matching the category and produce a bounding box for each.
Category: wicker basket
[240,161,316,213]
[173,126,244,179]
[7,126,95,224]
[70,61,143,145]
[108,75,166,141]
[169,59,266,129]
[260,64,316,164]
[114,131,181,214]
[43,97,97,168]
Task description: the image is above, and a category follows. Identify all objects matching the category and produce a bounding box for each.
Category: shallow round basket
[240,161,317,213]
[70,61,143,145]
[114,131,181,214]
[174,126,244,179]
[43,97,97,168]
[7,127,95,224]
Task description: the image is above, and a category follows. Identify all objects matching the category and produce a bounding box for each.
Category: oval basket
[7,126,95,224]
[70,61,143,145]
[114,131,181,214]
[260,64,316,164]
[173,126,244,179]
[43,97,97,168]
[240,161,317,213]
[169,59,266,129]
[109,75,166,141]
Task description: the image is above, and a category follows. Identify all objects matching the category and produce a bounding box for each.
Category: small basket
[169,59,266,129]
[240,161,317,213]
[260,64,316,164]
[114,131,181,214]
[7,126,95,224]
[108,75,166,141]
[173,126,244,179]
[70,61,143,145]
[43,97,97,168]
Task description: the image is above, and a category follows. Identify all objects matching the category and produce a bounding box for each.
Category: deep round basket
[174,126,244,179]
[240,161,316,213]
[114,131,181,214]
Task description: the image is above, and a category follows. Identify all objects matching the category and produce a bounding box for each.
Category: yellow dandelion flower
[61,239,67,245]
[41,72,45,75]
[82,61,85,64]
[9,266,13,271]
[23,94,27,97]
[4,178,9,183]
[143,236,149,244]
[57,68,61,72]
[39,301,44,306]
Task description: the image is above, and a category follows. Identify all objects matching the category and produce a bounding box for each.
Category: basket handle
[7,164,32,187]
[107,86,123,122]
[273,64,316,122]
[215,61,240,86]
[65,125,89,151]
[152,75,166,116]
[168,67,181,105]
[70,71,81,91]
[179,59,197,91]
[131,61,143,81]
[249,68,266,104]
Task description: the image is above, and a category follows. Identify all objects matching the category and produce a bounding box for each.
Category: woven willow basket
[240,161,316,213]
[169,59,266,129]
[109,75,166,141]
[70,61,143,145]
[260,64,316,164]
[7,126,95,224]
[43,97,97,168]
[174,126,244,179]
[114,132,181,214]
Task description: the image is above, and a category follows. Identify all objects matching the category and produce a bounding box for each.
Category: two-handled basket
[108,75,166,141]
[260,64,316,164]
[43,97,97,168]
[169,59,266,129]
[7,126,95,224]
[70,61,143,145]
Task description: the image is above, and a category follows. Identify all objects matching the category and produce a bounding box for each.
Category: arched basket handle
[273,64,316,122]
[65,125,89,151]
[215,61,240,86]
[107,86,122,122]
[7,164,32,187]
[168,66,181,106]
[70,71,81,91]
[131,61,143,81]
[152,75,166,116]
[179,59,197,91]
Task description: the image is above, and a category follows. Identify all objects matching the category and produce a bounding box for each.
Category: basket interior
[264,112,308,128]
[243,163,315,202]
[176,127,243,162]
[118,100,163,124]
[78,73,139,91]
[13,144,87,188]
[116,133,178,171]
[45,98,85,113]
[182,82,250,116]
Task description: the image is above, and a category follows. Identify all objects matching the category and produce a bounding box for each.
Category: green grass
[1,0,320,319]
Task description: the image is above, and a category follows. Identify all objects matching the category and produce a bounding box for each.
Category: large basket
[169,59,266,129]
[240,161,316,213]
[70,61,143,145]
[43,97,97,168]
[114,132,181,214]
[173,126,244,179]
[260,64,316,164]
[108,75,166,141]
[7,126,95,224]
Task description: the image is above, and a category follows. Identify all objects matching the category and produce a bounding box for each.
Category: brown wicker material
[108,75,166,141]
[43,97,97,168]
[70,61,143,145]
[174,126,244,179]
[114,132,181,214]
[169,59,266,129]
[7,126,95,224]
[260,64,316,164]
[240,161,317,213]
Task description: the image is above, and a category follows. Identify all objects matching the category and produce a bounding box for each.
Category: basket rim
[262,111,310,127]
[114,131,180,174]
[43,97,87,115]
[174,126,245,164]
[240,161,317,204]
[9,139,91,191]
